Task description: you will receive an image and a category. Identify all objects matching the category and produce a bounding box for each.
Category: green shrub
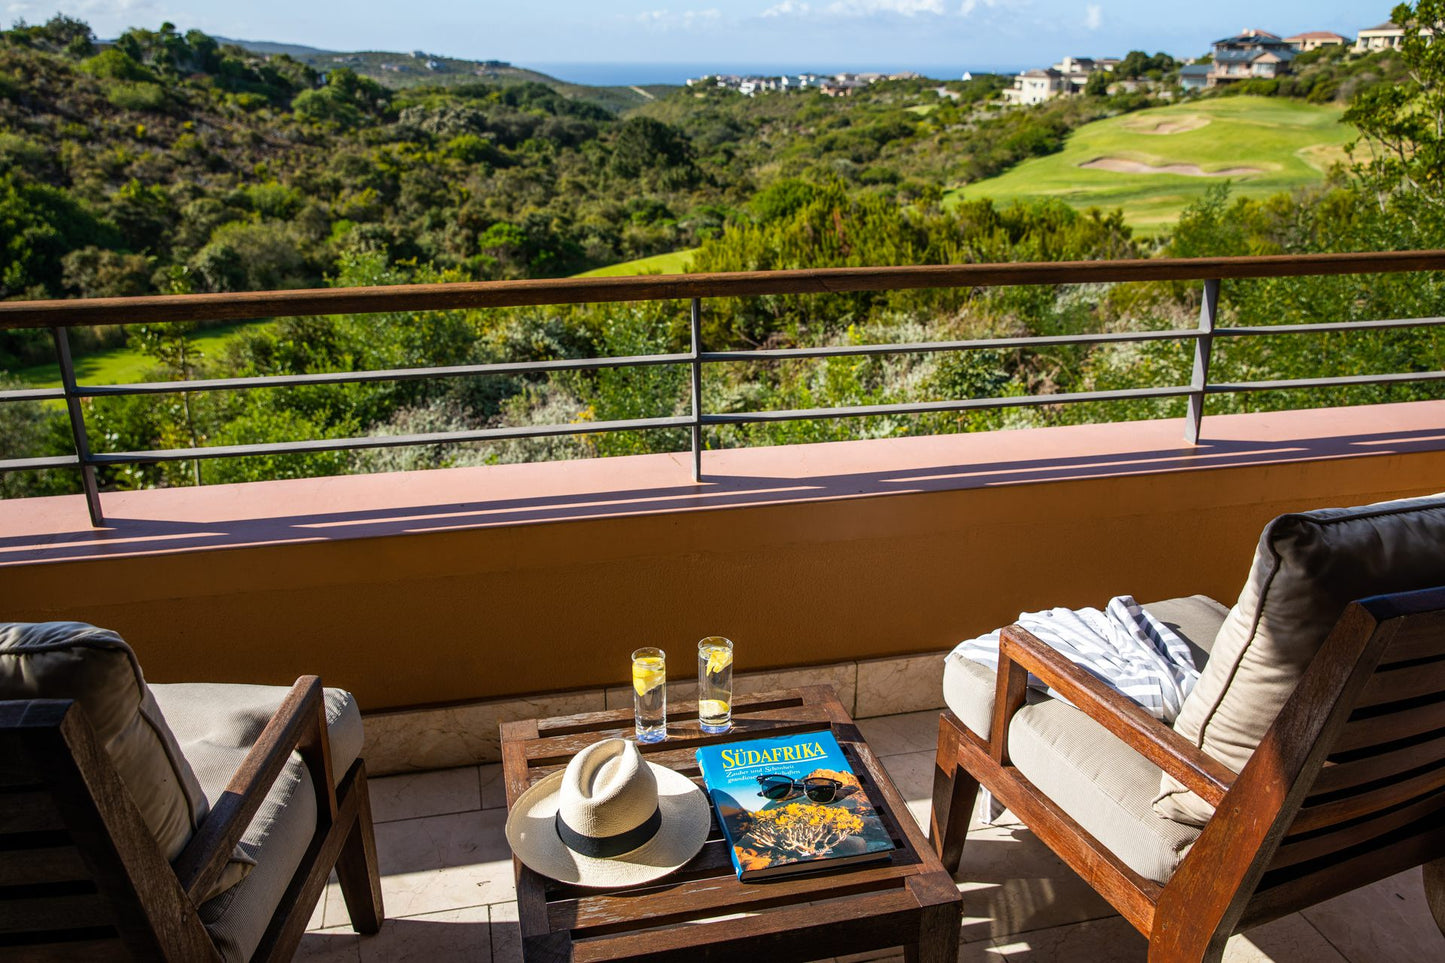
[106,81,167,111]
[79,48,153,82]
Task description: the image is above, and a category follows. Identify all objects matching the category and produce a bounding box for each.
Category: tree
[1345,1,1445,208]
[1084,71,1109,97]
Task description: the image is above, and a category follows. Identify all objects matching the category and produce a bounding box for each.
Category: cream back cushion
[0,622,210,862]
[1155,493,1445,825]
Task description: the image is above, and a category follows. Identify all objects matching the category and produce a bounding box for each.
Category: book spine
[694,749,747,880]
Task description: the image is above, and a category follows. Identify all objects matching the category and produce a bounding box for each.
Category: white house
[1283,31,1348,51]
[1355,22,1406,51]
[1001,55,1111,106]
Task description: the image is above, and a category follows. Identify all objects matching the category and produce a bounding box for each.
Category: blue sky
[3,1,1391,73]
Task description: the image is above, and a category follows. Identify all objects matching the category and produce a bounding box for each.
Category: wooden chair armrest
[174,676,339,903]
[999,625,1235,807]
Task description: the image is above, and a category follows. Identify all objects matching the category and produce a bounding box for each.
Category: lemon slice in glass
[698,698,729,719]
[633,662,664,697]
[705,648,733,675]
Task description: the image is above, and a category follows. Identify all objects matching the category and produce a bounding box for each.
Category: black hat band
[555,806,662,858]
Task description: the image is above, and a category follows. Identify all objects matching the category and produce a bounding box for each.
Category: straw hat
[505,738,710,887]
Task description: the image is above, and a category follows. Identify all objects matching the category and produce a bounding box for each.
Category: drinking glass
[697,636,734,734]
[631,647,667,743]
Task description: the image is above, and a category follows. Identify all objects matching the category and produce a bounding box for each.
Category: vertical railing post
[689,297,703,482]
[51,326,104,526]
[1184,278,1219,445]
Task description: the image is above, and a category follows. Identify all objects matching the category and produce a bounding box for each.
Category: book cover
[694,729,895,881]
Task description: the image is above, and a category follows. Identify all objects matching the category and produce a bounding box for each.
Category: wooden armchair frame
[0,675,383,961]
[930,588,1445,962]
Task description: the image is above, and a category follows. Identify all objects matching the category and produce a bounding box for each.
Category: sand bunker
[1080,157,1262,177]
[1120,114,1210,135]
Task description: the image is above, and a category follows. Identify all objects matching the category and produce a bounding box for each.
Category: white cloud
[826,0,946,14]
[634,8,722,28]
[959,0,1001,14]
[1084,3,1102,30]
[761,0,811,16]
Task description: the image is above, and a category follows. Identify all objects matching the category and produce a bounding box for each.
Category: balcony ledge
[4,401,1445,566]
[2,402,1443,711]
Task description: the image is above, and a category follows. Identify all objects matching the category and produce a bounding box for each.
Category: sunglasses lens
[803,779,837,802]
[759,776,794,799]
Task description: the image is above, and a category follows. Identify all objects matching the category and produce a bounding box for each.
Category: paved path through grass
[948,96,1355,234]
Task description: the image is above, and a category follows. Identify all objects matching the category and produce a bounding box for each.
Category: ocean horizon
[524,62,1020,87]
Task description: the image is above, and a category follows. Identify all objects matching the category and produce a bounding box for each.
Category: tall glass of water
[631,647,667,743]
[697,637,733,734]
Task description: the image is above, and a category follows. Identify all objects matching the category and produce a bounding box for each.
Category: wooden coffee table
[500,685,962,963]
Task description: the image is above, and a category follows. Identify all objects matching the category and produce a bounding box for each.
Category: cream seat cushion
[0,623,211,862]
[940,595,1228,884]
[1009,699,1202,883]
[151,682,363,963]
[942,595,1229,741]
[1156,493,1445,825]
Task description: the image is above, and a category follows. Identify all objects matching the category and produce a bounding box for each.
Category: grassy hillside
[11,251,700,385]
[219,38,668,111]
[950,97,1355,233]
[14,321,271,387]
[575,249,697,277]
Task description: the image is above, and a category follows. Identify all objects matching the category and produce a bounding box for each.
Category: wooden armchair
[1,673,384,961]
[930,586,1445,962]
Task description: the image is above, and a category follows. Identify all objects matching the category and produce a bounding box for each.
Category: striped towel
[950,596,1200,822]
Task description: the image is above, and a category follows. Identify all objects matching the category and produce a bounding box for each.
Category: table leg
[906,873,962,963]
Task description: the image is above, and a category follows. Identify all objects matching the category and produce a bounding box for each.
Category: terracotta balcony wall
[3,401,1442,726]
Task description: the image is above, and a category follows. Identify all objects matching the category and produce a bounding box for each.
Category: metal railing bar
[1216,316,1445,336]
[0,386,67,403]
[4,251,1444,330]
[701,328,1202,363]
[1185,278,1220,445]
[0,454,81,471]
[699,385,1194,425]
[1205,371,1445,393]
[85,415,695,464]
[75,352,697,398]
[51,327,103,525]
[689,298,703,482]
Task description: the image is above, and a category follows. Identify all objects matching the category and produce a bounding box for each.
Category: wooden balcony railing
[3,251,1445,527]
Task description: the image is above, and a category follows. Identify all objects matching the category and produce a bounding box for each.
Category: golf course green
[949,96,1356,233]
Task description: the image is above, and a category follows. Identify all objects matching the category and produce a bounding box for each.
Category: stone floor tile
[328,808,515,922]
[307,884,328,931]
[880,749,935,810]
[1299,868,1443,963]
[858,710,941,757]
[981,915,1146,961]
[294,927,361,963]
[1225,913,1348,962]
[479,763,507,809]
[356,904,492,963]
[953,827,1117,942]
[370,766,482,823]
[490,901,522,963]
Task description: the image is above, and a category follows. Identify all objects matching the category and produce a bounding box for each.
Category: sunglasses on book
[755,773,844,803]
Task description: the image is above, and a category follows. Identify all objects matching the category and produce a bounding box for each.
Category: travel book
[695,729,895,881]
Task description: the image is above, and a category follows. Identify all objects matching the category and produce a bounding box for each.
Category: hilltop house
[1001,55,1112,106]
[1355,22,1406,51]
[1178,63,1212,91]
[1208,29,1295,85]
[1284,31,1348,51]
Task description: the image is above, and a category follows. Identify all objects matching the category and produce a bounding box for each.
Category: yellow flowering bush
[747,803,864,857]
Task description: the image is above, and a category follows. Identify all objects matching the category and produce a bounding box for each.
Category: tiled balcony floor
[300,710,1444,962]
